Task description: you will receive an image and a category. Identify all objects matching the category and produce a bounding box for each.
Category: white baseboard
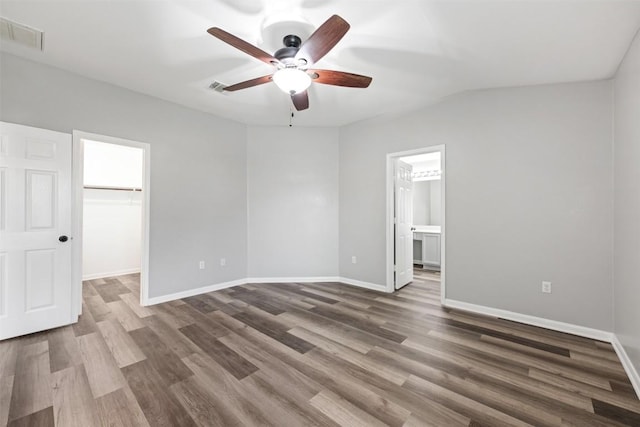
[338,277,389,293]
[611,335,640,399]
[246,276,341,284]
[443,299,614,342]
[143,278,246,306]
[83,268,141,281]
[246,276,388,294]
[143,275,387,306]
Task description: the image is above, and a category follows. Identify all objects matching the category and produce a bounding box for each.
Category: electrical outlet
[352,256,357,264]
[542,281,552,294]
[220,258,226,267]
[199,261,205,269]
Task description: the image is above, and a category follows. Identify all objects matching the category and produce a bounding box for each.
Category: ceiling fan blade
[291,91,309,111]
[295,15,350,66]
[208,27,279,66]
[224,75,273,92]
[310,69,372,88]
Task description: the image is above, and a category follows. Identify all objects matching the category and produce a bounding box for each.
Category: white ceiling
[2,1,640,127]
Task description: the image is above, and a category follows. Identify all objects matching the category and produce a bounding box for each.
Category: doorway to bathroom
[386,145,445,302]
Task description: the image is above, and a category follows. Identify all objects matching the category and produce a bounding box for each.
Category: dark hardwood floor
[1,269,639,426]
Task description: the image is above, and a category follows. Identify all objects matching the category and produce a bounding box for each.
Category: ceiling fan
[207,15,372,111]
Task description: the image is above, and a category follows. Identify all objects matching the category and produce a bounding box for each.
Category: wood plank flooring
[2,270,639,426]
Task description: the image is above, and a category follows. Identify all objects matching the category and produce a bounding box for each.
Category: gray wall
[614,31,640,377]
[1,52,623,338]
[0,53,248,298]
[247,126,339,278]
[339,81,614,330]
[430,180,442,226]
[412,181,431,225]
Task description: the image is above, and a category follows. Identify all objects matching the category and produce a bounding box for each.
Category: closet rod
[84,185,142,192]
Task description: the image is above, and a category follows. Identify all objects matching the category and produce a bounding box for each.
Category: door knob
[58,235,69,242]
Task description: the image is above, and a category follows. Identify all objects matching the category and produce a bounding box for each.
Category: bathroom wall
[412,181,431,225]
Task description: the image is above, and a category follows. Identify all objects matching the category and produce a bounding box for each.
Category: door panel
[26,249,56,310]
[0,121,74,340]
[26,170,57,230]
[0,168,5,230]
[26,138,57,160]
[394,159,413,290]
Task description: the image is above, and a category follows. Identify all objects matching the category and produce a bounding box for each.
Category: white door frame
[72,130,151,314]
[386,145,446,303]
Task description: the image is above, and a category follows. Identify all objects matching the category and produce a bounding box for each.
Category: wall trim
[246,276,388,293]
[338,277,390,293]
[144,275,389,306]
[83,268,141,281]
[246,276,341,284]
[144,278,246,306]
[611,335,640,399]
[443,298,614,342]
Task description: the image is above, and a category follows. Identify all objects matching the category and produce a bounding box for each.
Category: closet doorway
[72,131,151,311]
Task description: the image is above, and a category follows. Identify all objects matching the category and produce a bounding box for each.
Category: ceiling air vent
[0,17,44,51]
[209,81,227,93]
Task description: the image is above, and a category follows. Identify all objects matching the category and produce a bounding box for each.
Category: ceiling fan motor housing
[274,34,304,64]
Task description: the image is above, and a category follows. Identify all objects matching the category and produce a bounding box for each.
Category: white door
[0,122,75,340]
[394,159,413,289]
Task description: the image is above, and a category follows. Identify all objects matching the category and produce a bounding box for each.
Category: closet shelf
[84,186,142,192]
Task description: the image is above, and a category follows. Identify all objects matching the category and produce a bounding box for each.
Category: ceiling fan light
[272,68,311,94]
